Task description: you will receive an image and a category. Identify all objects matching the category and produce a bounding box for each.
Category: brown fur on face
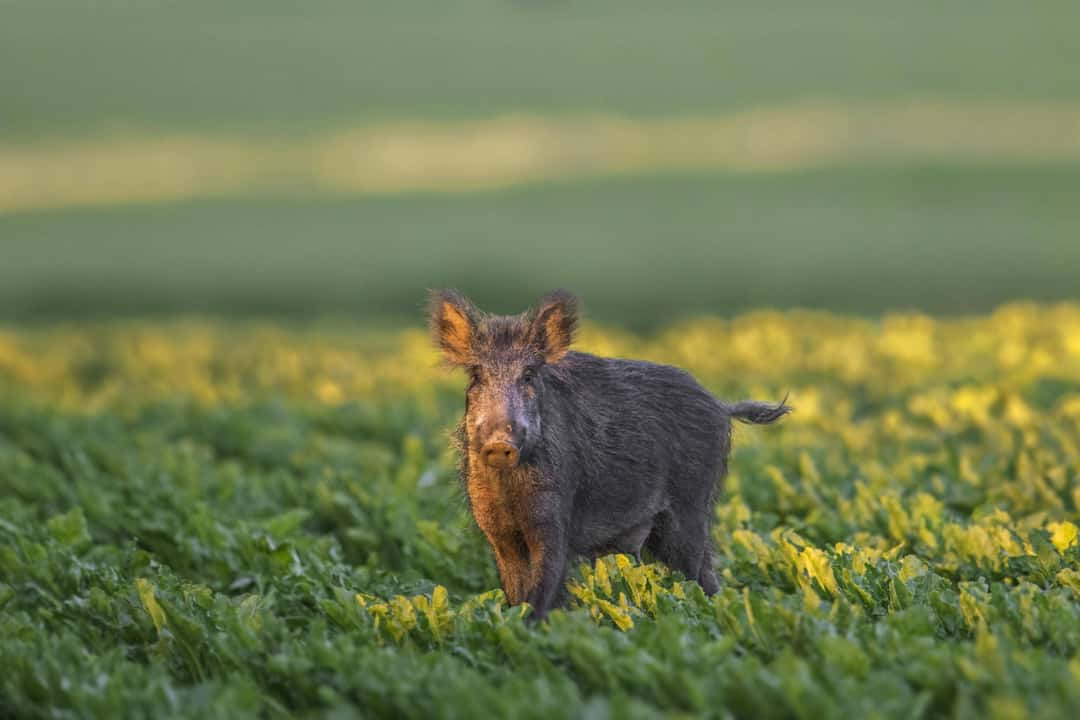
[429,290,579,463]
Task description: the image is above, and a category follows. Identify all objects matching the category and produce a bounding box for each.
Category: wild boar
[429,289,789,618]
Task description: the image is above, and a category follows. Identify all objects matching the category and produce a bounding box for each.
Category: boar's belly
[576,516,654,560]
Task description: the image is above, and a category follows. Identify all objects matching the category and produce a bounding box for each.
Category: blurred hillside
[2,0,1078,326]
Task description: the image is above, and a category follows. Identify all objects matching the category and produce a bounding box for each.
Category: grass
[6,100,1080,214]
[1,307,1079,717]
[3,1,1079,140]
[4,1,1079,323]
[4,165,1079,326]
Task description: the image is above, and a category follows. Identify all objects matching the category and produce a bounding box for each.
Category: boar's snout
[476,413,531,469]
[481,438,520,469]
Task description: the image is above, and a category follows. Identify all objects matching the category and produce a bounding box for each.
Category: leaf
[898,555,928,583]
[595,598,634,631]
[1048,521,1078,553]
[0,583,14,610]
[264,508,311,537]
[412,586,453,641]
[46,507,91,550]
[594,556,612,597]
[799,546,839,598]
[1056,568,1080,599]
[135,578,167,635]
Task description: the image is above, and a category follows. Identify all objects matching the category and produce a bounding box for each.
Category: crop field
[2,306,1080,718]
[4,1,1079,716]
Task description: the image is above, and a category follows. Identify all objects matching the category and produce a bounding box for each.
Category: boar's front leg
[522,516,568,619]
[490,534,530,605]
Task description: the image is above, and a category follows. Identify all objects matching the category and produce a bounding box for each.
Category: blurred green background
[3,0,1078,327]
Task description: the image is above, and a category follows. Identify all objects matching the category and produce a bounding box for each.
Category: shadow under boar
[430,289,789,619]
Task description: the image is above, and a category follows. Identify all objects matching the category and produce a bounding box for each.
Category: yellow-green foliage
[1,304,1079,718]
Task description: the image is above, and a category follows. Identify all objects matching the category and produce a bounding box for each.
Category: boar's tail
[727,394,791,424]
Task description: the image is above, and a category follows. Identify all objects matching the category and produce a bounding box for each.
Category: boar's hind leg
[646,507,715,594]
[698,546,720,595]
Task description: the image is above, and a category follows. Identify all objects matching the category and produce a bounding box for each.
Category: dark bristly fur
[429,289,790,619]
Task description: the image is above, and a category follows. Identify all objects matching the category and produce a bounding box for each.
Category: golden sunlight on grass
[3,99,1080,214]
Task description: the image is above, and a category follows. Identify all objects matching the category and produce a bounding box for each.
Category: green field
[3,1,1080,323]
[4,1,1078,139]
[2,310,1080,717]
[4,166,1080,326]
[3,6,1080,713]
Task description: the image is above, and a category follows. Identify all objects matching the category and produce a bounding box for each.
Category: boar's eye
[520,367,535,385]
[467,367,482,389]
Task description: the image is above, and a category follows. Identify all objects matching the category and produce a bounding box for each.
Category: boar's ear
[528,290,578,363]
[428,289,478,365]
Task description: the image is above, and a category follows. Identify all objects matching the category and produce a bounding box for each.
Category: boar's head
[429,289,577,469]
